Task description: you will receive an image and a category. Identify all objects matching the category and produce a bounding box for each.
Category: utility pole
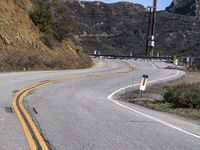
[195,0,200,20]
[146,0,157,56]
[146,7,152,56]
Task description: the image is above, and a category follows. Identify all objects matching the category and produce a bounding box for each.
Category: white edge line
[107,70,200,139]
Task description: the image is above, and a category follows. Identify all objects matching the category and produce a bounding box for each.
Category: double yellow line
[12,61,134,150]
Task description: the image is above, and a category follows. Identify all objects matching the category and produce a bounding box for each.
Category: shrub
[40,34,55,48]
[188,63,200,72]
[29,7,54,36]
[163,83,200,109]
[29,6,55,48]
[29,0,79,47]
[54,12,79,41]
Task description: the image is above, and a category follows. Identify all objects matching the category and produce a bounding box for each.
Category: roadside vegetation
[120,72,200,120]
[134,101,200,120]
[187,63,200,72]
[163,83,200,109]
[29,0,78,48]
[134,82,200,120]
[29,6,55,48]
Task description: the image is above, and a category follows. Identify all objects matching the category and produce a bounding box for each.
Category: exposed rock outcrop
[166,0,200,16]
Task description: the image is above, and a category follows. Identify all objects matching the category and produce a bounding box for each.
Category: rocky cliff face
[166,0,200,16]
[62,1,200,56]
[0,0,91,71]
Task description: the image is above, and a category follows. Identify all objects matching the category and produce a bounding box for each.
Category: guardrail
[89,54,172,60]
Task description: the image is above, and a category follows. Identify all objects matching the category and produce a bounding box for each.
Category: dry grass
[147,71,200,93]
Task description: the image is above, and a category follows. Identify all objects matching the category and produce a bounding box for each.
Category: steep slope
[62,1,200,56]
[0,0,91,71]
[166,0,200,16]
[15,0,33,12]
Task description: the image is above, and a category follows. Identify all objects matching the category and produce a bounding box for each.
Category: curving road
[0,59,200,150]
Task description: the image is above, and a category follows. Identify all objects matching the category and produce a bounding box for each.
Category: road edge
[107,68,200,139]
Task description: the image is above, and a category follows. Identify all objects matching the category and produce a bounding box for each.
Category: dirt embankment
[0,0,92,71]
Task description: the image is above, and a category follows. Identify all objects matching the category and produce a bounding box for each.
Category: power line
[65,12,146,18]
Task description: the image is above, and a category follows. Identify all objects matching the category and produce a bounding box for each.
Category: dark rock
[166,0,200,16]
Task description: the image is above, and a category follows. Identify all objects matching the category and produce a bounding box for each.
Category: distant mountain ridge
[61,1,200,56]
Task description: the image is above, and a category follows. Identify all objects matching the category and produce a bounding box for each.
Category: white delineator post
[174,59,178,66]
[139,75,148,98]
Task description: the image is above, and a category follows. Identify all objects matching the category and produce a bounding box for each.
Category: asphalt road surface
[0,59,199,150]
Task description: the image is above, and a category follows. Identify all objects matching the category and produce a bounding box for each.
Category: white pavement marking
[107,70,200,139]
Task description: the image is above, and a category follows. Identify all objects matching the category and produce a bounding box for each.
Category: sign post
[139,75,148,98]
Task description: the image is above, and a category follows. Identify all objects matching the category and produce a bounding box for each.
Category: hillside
[0,0,91,71]
[166,0,200,16]
[62,1,200,56]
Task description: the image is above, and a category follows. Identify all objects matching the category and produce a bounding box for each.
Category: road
[0,59,200,150]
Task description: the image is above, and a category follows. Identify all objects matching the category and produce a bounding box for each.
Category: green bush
[29,6,55,48]
[40,34,55,48]
[29,0,79,47]
[163,83,200,109]
[29,7,54,36]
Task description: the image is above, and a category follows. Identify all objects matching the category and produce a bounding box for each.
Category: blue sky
[83,0,172,10]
